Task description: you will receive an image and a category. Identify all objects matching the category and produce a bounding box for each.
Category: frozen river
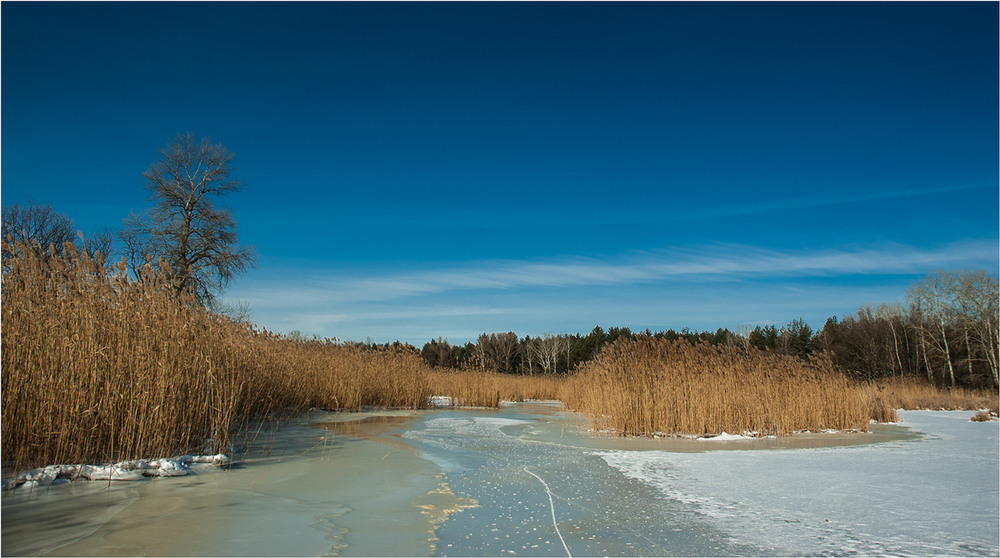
[2,402,997,556]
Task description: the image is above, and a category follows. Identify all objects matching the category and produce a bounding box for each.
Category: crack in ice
[523,467,572,558]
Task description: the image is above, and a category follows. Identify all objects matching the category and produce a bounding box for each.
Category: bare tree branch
[119,133,256,307]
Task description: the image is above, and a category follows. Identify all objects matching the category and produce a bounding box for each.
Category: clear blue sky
[3,2,997,345]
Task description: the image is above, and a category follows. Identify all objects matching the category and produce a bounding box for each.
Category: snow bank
[696,431,754,441]
[429,395,457,407]
[597,411,999,556]
[3,454,231,491]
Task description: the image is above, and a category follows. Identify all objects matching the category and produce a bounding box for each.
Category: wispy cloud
[225,238,997,342]
[296,238,998,303]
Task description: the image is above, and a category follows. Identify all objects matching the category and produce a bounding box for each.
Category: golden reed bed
[560,336,898,437]
[3,240,994,474]
[1,241,561,472]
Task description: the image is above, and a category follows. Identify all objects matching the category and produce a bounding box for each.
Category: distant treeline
[418,323,815,376]
[416,270,998,390]
[818,270,997,389]
[419,327,737,376]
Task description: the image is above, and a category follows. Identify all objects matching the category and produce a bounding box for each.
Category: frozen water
[1,410,452,556]
[2,405,995,556]
[405,405,770,556]
[598,410,999,556]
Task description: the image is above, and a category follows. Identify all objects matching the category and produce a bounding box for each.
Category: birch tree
[913,272,958,386]
[877,302,905,376]
[530,333,564,375]
[956,271,999,386]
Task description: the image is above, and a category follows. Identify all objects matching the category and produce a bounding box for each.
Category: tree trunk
[938,318,955,388]
[888,318,903,376]
[983,317,999,387]
[963,326,975,385]
[919,328,933,383]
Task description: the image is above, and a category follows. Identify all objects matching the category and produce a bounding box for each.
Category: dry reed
[970,411,995,422]
[10,241,989,474]
[1,241,436,474]
[426,369,563,407]
[872,377,999,413]
[1,240,576,475]
[560,336,894,437]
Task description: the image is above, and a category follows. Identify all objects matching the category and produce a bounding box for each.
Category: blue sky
[3,2,997,345]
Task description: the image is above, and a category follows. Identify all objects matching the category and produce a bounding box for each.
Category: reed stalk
[560,336,892,437]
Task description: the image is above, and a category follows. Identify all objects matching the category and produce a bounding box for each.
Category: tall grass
[426,369,563,407]
[1,242,436,473]
[872,377,998,413]
[7,241,992,475]
[2,240,577,474]
[560,336,895,437]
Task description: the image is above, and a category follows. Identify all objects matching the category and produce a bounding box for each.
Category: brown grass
[970,411,996,422]
[1,242,438,473]
[872,377,999,413]
[8,241,993,474]
[1,240,576,475]
[560,336,894,437]
[426,369,563,407]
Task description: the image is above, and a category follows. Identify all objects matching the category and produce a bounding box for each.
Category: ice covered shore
[3,454,231,491]
[3,394,465,490]
[597,410,999,556]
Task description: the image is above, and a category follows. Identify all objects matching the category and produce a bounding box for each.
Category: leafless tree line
[474,332,574,375]
[1,202,114,273]
[421,270,998,389]
[422,327,633,374]
[817,270,998,388]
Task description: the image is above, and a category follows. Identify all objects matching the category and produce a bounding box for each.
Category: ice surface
[3,406,994,557]
[405,405,766,556]
[1,411,455,556]
[598,410,999,556]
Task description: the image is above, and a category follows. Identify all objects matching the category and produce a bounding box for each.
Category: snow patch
[428,395,457,407]
[4,454,232,491]
[696,432,753,441]
[596,411,999,556]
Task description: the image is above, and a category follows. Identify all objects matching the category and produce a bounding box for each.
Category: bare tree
[119,133,256,307]
[1,202,76,266]
[908,296,936,383]
[529,333,560,374]
[908,271,963,387]
[877,302,905,376]
[734,324,756,353]
[519,337,538,375]
[475,335,489,373]
[954,271,999,387]
[117,213,153,278]
[838,306,895,380]
[477,332,519,373]
[78,227,115,262]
